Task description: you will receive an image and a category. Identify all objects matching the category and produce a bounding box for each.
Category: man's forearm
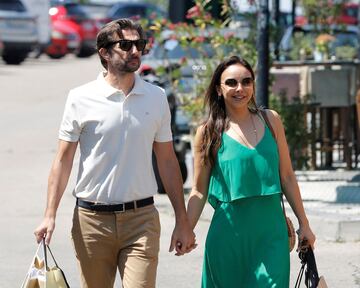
[44,141,77,218]
[157,158,187,221]
[45,160,73,218]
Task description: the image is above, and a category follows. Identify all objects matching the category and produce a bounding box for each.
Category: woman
[186,56,315,287]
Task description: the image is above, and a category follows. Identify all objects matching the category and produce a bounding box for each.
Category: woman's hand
[296,223,316,251]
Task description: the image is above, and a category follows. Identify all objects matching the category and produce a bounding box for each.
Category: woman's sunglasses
[107,39,147,52]
[222,77,254,88]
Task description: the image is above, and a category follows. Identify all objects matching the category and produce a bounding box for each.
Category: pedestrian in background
[186,55,315,287]
[34,18,195,288]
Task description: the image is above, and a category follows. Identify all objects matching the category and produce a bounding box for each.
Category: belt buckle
[114,203,125,213]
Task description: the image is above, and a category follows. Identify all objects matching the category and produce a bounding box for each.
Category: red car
[45,17,81,59]
[49,1,98,57]
[335,3,358,25]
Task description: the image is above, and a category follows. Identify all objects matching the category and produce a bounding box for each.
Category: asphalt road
[0,55,359,287]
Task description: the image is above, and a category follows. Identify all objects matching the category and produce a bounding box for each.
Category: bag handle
[41,238,71,288]
[295,247,320,288]
[42,238,60,270]
[295,262,305,288]
[259,109,287,216]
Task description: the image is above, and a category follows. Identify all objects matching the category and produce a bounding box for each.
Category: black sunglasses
[107,39,147,52]
[222,77,254,88]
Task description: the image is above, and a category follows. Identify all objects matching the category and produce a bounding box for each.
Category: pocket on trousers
[139,206,161,257]
[71,206,116,258]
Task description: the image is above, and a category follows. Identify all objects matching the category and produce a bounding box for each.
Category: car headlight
[51,30,66,39]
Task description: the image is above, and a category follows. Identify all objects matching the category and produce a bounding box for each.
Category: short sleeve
[58,91,81,142]
[154,91,172,142]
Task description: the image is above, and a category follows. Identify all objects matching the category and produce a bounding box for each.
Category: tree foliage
[148,0,257,124]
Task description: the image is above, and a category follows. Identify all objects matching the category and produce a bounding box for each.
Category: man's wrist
[175,212,189,225]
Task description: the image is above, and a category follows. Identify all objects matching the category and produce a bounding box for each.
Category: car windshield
[0,0,26,12]
[331,32,359,48]
[64,3,88,17]
[80,4,110,19]
[109,4,165,19]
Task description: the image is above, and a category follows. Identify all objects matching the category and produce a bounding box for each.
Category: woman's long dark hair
[200,55,257,166]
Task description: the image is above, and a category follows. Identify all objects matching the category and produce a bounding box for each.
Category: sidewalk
[295,170,360,242]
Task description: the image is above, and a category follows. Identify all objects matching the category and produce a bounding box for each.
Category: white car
[0,0,38,64]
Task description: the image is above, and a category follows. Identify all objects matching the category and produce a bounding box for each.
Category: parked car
[279,24,360,61]
[49,1,98,57]
[106,2,166,22]
[0,38,3,58]
[0,0,38,64]
[140,67,190,193]
[79,2,111,26]
[45,18,81,59]
[296,2,359,26]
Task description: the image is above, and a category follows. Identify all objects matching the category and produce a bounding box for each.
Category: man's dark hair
[96,18,146,69]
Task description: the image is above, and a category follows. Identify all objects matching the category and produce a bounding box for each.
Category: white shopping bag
[21,239,69,288]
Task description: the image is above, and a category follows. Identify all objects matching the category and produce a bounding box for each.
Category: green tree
[149,0,257,125]
[270,94,311,169]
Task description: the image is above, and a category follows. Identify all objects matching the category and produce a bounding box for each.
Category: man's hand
[34,217,55,245]
[169,219,197,256]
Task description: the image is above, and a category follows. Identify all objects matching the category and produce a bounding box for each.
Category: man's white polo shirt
[59,72,172,203]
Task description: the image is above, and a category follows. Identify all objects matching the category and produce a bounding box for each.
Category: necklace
[230,113,258,147]
[250,113,258,143]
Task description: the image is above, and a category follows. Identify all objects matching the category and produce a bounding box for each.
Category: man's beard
[120,57,141,73]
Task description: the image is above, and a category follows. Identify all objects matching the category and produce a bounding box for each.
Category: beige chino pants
[71,204,161,288]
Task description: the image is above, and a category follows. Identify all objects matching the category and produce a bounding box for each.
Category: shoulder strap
[259,109,276,140]
[259,110,287,212]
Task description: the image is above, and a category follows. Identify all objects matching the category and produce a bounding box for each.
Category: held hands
[34,217,55,245]
[169,219,197,256]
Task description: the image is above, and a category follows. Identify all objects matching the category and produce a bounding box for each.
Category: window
[0,0,26,12]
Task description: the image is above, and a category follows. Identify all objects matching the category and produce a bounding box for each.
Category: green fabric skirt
[202,193,290,288]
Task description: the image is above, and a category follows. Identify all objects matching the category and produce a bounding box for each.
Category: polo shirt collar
[97,72,145,98]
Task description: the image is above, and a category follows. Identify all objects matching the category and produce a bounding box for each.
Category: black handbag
[295,245,328,288]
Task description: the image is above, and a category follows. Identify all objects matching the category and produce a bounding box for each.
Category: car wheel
[179,160,188,183]
[76,47,95,58]
[153,152,188,194]
[47,53,66,59]
[2,53,27,65]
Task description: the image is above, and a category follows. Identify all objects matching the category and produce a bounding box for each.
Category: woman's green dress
[202,121,290,288]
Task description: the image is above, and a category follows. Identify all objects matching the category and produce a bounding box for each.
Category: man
[34,19,195,288]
